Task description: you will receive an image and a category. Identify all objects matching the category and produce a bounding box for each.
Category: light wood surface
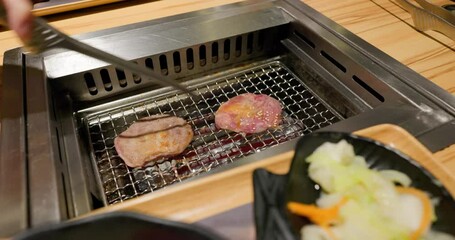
[0,0,453,225]
[83,124,455,222]
[305,0,455,94]
[32,0,125,17]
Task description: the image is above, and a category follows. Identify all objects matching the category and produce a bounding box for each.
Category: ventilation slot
[159,55,168,75]
[235,36,242,57]
[247,33,253,54]
[100,69,113,91]
[321,51,346,73]
[295,31,315,49]
[55,127,63,163]
[199,45,207,66]
[145,58,154,69]
[352,75,385,102]
[84,73,98,95]
[173,52,181,73]
[223,39,230,60]
[187,48,194,70]
[115,68,127,87]
[212,42,219,63]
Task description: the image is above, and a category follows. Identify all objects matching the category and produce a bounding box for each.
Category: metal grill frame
[83,60,341,205]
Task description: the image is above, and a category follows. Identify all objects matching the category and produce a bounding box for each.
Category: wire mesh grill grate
[85,61,340,205]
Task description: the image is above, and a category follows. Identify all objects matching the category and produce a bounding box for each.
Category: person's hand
[1,0,33,41]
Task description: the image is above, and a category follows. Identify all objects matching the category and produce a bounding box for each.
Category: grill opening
[199,45,207,66]
[321,50,346,73]
[115,69,127,88]
[100,69,113,92]
[212,42,219,63]
[84,61,340,205]
[352,75,385,102]
[173,52,181,73]
[187,48,195,70]
[145,58,154,69]
[224,39,230,60]
[159,55,168,75]
[84,73,98,95]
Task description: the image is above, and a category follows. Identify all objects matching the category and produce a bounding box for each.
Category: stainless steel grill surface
[86,61,340,204]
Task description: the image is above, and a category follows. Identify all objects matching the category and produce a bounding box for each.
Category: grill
[1,0,455,236]
[85,62,340,204]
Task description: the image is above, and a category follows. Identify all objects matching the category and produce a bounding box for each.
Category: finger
[2,0,33,41]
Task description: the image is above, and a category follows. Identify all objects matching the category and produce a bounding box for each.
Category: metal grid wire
[86,62,340,205]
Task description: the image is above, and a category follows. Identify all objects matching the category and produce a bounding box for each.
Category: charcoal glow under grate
[85,61,340,205]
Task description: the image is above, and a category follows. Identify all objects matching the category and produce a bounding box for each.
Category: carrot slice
[289,187,432,240]
[287,200,345,226]
[288,198,347,240]
[396,187,433,240]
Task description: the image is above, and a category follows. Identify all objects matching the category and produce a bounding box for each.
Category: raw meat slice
[215,93,282,134]
[114,114,193,168]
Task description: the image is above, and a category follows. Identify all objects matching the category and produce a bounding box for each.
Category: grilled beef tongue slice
[114,114,193,168]
[215,93,282,134]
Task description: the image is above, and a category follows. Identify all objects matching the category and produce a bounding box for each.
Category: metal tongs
[394,0,455,40]
[0,4,195,97]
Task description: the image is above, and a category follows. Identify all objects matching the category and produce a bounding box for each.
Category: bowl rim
[282,131,455,238]
[289,131,452,198]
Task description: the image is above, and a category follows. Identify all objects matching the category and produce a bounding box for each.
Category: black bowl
[14,212,223,240]
[253,131,455,240]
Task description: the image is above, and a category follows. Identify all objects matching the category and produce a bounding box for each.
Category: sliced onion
[379,170,412,187]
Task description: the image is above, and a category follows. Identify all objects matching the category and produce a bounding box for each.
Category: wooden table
[0,0,454,236]
[305,0,455,94]
[303,0,455,172]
